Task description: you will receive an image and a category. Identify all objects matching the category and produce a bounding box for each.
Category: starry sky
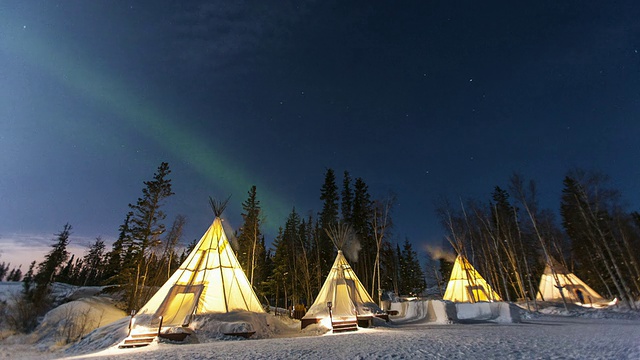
[1,1,639,270]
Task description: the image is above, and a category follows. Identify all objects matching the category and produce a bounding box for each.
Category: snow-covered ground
[1,282,639,359]
[45,316,640,359]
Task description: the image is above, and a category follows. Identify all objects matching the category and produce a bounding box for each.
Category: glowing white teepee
[537,258,612,307]
[443,254,501,303]
[136,198,263,328]
[301,224,383,329]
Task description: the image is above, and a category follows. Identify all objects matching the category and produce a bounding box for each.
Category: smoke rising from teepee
[221,218,239,251]
[424,244,456,262]
[343,234,362,263]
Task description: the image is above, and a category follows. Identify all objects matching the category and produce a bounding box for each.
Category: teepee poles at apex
[325,221,353,252]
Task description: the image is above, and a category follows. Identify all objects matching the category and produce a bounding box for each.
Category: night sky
[1,1,639,269]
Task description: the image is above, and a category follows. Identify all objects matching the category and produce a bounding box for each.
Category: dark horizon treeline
[437,170,640,310]
[6,163,639,331]
[5,163,425,326]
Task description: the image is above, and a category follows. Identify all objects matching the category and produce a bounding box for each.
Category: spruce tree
[22,261,36,297]
[57,254,76,284]
[261,246,275,302]
[352,177,374,290]
[270,227,291,310]
[399,238,426,296]
[318,168,339,280]
[34,223,72,292]
[129,162,174,258]
[102,213,132,285]
[126,162,174,311]
[237,186,265,288]
[82,237,106,285]
[283,208,302,305]
[341,171,353,223]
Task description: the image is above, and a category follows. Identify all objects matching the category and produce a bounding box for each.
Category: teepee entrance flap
[154,284,205,326]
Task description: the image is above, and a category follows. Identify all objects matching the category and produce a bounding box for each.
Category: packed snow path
[59,316,640,360]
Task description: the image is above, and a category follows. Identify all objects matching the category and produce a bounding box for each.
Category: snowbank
[455,302,521,322]
[389,300,521,324]
[0,293,127,358]
[388,300,456,324]
[28,296,126,351]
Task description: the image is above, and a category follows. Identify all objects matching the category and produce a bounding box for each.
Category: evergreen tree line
[234,169,425,311]
[437,170,640,310]
[14,163,425,319]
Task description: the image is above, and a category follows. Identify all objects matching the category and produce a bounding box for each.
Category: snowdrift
[32,296,127,350]
[387,299,521,324]
[455,302,521,322]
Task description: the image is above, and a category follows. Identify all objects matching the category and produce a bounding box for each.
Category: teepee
[301,224,384,330]
[135,197,263,329]
[443,254,501,303]
[537,258,611,307]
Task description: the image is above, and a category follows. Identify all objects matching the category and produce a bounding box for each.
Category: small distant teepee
[301,223,384,330]
[443,254,501,303]
[135,197,263,328]
[537,258,612,307]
